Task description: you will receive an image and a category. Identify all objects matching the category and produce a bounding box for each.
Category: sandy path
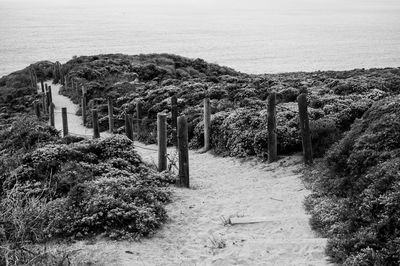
[46,82,332,266]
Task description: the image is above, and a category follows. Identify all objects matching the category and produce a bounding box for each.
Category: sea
[0,0,399,77]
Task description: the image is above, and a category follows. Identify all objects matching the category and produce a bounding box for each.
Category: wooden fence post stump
[178,115,189,188]
[157,113,167,172]
[171,96,178,147]
[61,107,68,137]
[267,92,277,163]
[203,98,211,152]
[297,93,313,165]
[108,97,114,133]
[82,93,87,126]
[49,103,55,127]
[92,109,100,139]
[125,113,133,140]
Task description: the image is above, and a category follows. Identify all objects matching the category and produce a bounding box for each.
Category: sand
[44,82,332,266]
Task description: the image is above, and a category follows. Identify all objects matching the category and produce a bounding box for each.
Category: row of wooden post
[156,112,189,188]
[266,92,313,165]
[43,92,191,188]
[122,101,143,141]
[34,84,55,127]
[34,84,312,188]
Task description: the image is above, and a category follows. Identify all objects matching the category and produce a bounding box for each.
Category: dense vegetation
[304,96,400,265]
[0,117,174,264]
[1,53,399,265]
[58,54,400,158]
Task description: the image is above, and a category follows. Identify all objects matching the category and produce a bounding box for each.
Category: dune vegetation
[0,53,399,265]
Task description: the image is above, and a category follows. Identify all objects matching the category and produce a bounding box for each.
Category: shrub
[0,116,59,154]
[304,96,400,265]
[1,134,176,263]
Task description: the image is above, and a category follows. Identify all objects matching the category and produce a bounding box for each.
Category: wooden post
[64,76,68,89]
[45,83,48,91]
[203,98,211,152]
[267,92,277,163]
[40,80,45,93]
[298,93,313,165]
[34,101,41,119]
[42,93,47,115]
[92,109,100,139]
[178,115,189,187]
[61,107,68,137]
[171,96,178,147]
[125,113,133,140]
[157,113,167,172]
[49,103,55,127]
[107,97,114,133]
[82,93,87,125]
[48,86,53,105]
[136,101,142,134]
[46,89,50,108]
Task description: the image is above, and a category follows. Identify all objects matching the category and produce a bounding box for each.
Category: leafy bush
[0,132,176,263]
[304,96,400,265]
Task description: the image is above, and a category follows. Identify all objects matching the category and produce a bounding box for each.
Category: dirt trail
[47,82,332,266]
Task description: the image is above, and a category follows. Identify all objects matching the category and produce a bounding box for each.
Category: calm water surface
[0,0,399,77]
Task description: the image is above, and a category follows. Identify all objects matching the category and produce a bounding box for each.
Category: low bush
[0,121,176,264]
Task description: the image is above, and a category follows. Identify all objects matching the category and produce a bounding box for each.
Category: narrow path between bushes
[46,82,332,266]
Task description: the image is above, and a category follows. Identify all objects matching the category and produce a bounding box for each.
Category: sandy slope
[46,82,332,266]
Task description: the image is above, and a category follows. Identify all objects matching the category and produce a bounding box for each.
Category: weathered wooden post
[61,107,68,137]
[92,109,100,139]
[82,89,87,125]
[46,89,50,108]
[45,83,48,91]
[125,113,133,140]
[171,95,178,147]
[47,86,53,106]
[136,101,142,134]
[42,93,47,115]
[40,80,45,93]
[178,115,189,187]
[157,113,167,172]
[107,97,114,133]
[267,92,277,163]
[298,93,313,165]
[49,103,55,127]
[203,98,211,152]
[34,101,41,119]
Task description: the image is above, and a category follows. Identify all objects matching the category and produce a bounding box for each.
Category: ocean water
[0,0,399,77]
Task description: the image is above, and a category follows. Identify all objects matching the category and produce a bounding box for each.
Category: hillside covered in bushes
[304,96,400,265]
[1,53,399,159]
[54,54,400,158]
[1,53,399,265]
